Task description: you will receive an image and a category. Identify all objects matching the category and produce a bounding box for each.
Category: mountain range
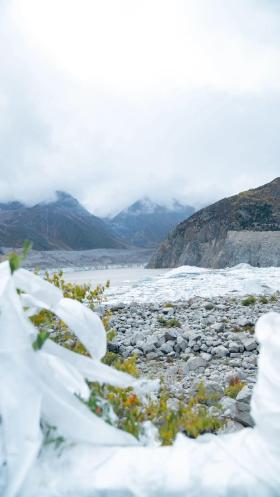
[106,198,195,248]
[148,177,280,268]
[0,192,122,251]
[0,192,194,251]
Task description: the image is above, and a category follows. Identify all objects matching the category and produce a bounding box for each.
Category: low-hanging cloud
[0,0,280,216]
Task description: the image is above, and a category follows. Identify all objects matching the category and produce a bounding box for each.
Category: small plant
[157,316,181,328]
[241,295,256,306]
[44,270,108,307]
[31,270,112,356]
[8,240,32,273]
[32,330,50,351]
[224,378,246,399]
[189,382,223,406]
[259,296,269,304]
[103,353,139,377]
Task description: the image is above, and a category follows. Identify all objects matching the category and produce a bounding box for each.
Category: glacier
[104,263,280,304]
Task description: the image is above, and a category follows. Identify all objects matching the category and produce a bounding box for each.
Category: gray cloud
[0,0,280,216]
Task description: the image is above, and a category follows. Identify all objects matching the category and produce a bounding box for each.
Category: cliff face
[148,178,280,268]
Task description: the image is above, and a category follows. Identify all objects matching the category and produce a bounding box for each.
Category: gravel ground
[0,247,153,270]
[105,293,280,430]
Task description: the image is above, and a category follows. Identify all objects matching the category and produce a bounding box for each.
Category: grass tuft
[241,296,256,306]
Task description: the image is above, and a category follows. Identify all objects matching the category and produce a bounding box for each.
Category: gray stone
[132,348,143,356]
[234,385,254,427]
[192,344,200,352]
[164,330,178,341]
[142,343,156,354]
[200,352,212,362]
[204,381,223,398]
[176,336,188,352]
[208,406,221,417]
[185,356,207,372]
[162,307,175,315]
[160,343,174,354]
[234,410,254,427]
[212,345,228,358]
[237,317,254,327]
[218,420,244,434]
[236,385,252,404]
[211,322,225,333]
[228,341,239,353]
[146,352,159,360]
[136,340,146,351]
[243,338,258,352]
[220,396,236,416]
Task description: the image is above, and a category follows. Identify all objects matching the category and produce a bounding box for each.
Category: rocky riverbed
[106,293,280,430]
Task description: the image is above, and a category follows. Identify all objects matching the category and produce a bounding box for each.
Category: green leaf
[8,240,32,273]
[22,240,32,259]
[8,253,21,274]
[32,330,50,351]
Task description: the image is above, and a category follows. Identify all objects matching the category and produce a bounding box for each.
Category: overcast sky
[0,0,279,216]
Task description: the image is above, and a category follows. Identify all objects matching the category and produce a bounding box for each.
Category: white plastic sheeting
[0,261,158,497]
[0,261,280,496]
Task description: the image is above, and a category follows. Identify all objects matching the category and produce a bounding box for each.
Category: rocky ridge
[149,177,280,268]
[105,293,280,430]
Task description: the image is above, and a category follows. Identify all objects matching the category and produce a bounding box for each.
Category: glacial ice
[105,263,280,304]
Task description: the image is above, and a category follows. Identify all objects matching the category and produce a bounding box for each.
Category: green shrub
[86,380,224,445]
[259,296,269,304]
[270,293,278,303]
[31,270,111,356]
[224,378,246,399]
[157,316,181,328]
[241,296,256,306]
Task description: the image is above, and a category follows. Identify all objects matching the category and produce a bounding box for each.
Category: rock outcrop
[148,178,280,268]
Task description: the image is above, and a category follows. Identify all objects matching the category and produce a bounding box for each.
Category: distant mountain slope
[148,178,280,268]
[107,198,195,248]
[0,191,123,250]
